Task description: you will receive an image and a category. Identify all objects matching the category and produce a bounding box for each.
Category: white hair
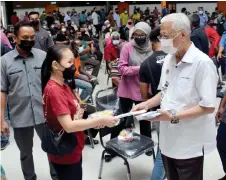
[161,13,191,35]
[111,31,120,38]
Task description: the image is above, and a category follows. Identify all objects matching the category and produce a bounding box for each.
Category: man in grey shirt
[29,11,54,52]
[1,21,57,180]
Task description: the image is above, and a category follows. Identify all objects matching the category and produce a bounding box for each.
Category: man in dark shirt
[190,14,209,55]
[139,27,166,180]
[140,27,167,100]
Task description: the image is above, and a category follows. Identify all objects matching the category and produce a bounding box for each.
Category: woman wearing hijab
[105,22,153,162]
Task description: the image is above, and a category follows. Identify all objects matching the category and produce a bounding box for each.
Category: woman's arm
[118,44,140,76]
[57,115,118,133]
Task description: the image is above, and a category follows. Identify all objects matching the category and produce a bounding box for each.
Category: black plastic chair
[98,127,155,180]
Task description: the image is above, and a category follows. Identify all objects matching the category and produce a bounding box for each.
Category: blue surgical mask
[79,46,84,53]
[112,40,120,45]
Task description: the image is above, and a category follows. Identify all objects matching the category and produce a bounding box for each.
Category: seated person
[66,20,76,38]
[75,31,101,77]
[104,31,121,64]
[55,26,69,45]
[71,40,94,102]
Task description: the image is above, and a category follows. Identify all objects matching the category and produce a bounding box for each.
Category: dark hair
[150,27,160,43]
[190,14,200,27]
[28,11,40,18]
[70,40,79,58]
[13,12,17,15]
[181,7,187,13]
[14,21,34,36]
[41,45,75,93]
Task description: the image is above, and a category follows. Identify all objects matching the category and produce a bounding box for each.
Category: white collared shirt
[158,43,218,159]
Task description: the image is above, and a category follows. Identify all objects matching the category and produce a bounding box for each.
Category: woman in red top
[41,45,118,180]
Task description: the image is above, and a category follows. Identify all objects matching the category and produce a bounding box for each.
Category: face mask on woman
[62,28,66,33]
[134,35,147,46]
[112,40,120,45]
[59,64,76,80]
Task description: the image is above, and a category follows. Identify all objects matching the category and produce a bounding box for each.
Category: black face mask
[68,23,71,26]
[62,65,76,80]
[128,22,132,25]
[134,36,147,46]
[30,20,39,26]
[18,40,35,52]
[78,36,82,40]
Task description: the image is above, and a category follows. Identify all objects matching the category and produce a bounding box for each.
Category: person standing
[64,11,71,25]
[105,22,153,162]
[92,7,100,37]
[133,13,218,180]
[28,11,54,52]
[108,9,115,28]
[190,14,209,55]
[205,19,220,58]
[132,9,141,22]
[120,9,129,38]
[40,11,47,25]
[216,90,226,180]
[41,45,118,180]
[1,21,58,180]
[139,27,166,180]
[10,12,19,27]
[22,12,29,22]
[217,23,226,82]
[113,8,121,31]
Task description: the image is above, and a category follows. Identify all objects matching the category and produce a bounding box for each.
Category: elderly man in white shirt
[133,13,218,180]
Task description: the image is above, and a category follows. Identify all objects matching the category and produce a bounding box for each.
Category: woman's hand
[100,116,119,128]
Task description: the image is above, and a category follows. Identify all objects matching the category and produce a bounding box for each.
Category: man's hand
[1,120,9,136]
[131,101,149,112]
[217,53,223,60]
[216,107,224,122]
[151,109,172,122]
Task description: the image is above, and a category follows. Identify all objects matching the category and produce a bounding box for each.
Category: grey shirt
[33,27,54,52]
[1,48,46,128]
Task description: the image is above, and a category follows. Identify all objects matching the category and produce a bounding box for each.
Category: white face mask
[78,46,84,53]
[62,28,66,32]
[160,32,182,55]
[112,40,120,45]
[124,11,128,14]
[199,11,203,15]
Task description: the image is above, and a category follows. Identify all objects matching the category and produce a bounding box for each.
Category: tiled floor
[1,60,225,180]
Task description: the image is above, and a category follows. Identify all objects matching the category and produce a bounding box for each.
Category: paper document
[135,111,161,121]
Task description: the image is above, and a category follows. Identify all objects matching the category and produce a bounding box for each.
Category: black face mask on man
[134,36,147,46]
[18,40,35,52]
[30,20,40,27]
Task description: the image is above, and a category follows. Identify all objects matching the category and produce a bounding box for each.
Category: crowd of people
[1,4,226,180]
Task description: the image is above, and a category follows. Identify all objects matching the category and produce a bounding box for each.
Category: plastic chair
[98,127,155,180]
[95,88,155,180]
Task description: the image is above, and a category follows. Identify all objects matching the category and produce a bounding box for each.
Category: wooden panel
[217,1,226,14]
[117,2,129,15]
[45,4,59,14]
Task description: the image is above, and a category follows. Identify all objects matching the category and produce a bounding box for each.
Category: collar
[180,43,195,64]
[191,26,201,33]
[171,43,195,65]
[13,47,34,59]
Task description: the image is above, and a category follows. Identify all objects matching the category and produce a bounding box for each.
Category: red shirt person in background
[41,45,118,180]
[205,19,221,58]
[11,12,20,27]
[104,31,121,62]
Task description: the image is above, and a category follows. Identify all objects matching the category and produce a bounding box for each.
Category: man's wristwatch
[169,110,180,124]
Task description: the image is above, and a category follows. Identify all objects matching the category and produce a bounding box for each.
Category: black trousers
[217,121,226,173]
[161,154,204,180]
[110,97,152,139]
[52,159,82,180]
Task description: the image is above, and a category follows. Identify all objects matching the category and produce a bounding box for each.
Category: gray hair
[161,13,191,35]
[111,31,120,38]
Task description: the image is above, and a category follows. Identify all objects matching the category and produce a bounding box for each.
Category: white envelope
[135,111,161,121]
